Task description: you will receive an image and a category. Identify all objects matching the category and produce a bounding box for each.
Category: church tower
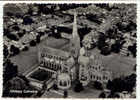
[69,12,81,80]
[70,12,81,58]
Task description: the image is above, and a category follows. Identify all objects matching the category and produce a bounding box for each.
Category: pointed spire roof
[70,11,81,58]
[72,12,78,38]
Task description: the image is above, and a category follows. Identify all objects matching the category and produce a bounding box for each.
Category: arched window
[99,77,101,80]
[96,76,98,80]
[59,80,63,86]
[41,53,45,57]
[63,81,67,86]
[91,75,92,79]
[93,75,95,79]
[103,76,106,80]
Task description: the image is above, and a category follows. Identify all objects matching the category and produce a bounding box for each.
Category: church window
[103,76,107,80]
[95,67,97,71]
[63,81,67,86]
[93,75,95,79]
[97,76,98,80]
[41,53,45,57]
[60,80,63,86]
[99,77,101,80]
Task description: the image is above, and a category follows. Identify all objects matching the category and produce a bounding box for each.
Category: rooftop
[39,46,70,58]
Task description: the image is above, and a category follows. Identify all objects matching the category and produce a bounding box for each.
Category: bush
[36,35,41,43]
[10,45,20,56]
[30,40,36,46]
[17,32,24,38]
[111,42,121,53]
[73,80,84,92]
[94,81,103,90]
[7,33,19,41]
[23,16,34,25]
[22,46,29,51]
[82,34,96,50]
[63,90,68,98]
[100,45,111,56]
[99,92,106,98]
[51,26,61,39]
[53,84,58,90]
[3,59,18,83]
[12,25,20,31]
[4,45,9,58]
[128,43,136,57]
[106,74,136,93]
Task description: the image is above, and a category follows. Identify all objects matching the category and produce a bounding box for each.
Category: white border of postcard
[0,0,139,100]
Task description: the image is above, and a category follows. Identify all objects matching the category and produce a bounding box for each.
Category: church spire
[70,12,81,58]
[72,12,78,38]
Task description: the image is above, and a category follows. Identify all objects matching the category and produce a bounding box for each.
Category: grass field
[67,86,101,98]
[10,36,136,79]
[89,48,136,78]
[10,37,70,74]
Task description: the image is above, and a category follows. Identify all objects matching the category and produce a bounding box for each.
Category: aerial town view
[3,3,136,98]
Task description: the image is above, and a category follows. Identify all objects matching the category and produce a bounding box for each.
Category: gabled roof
[40,46,70,58]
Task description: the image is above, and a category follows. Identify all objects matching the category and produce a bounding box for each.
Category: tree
[3,59,18,83]
[17,32,25,38]
[107,92,120,98]
[7,33,19,41]
[51,26,61,39]
[36,35,41,43]
[63,90,68,98]
[111,41,121,53]
[100,45,111,56]
[12,25,20,31]
[106,73,136,93]
[133,64,136,71]
[53,84,58,90]
[22,46,29,51]
[6,12,14,16]
[94,81,103,90]
[23,16,34,25]
[106,80,112,90]
[3,45,9,59]
[10,45,20,56]
[18,74,30,86]
[3,76,32,97]
[78,27,92,41]
[82,34,96,50]
[30,40,36,46]
[128,43,136,57]
[107,78,125,92]
[99,92,106,98]
[73,80,84,92]
[97,33,106,50]
[124,73,136,92]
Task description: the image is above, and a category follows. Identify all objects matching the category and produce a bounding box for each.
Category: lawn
[10,35,136,80]
[10,37,70,74]
[89,48,136,78]
[67,86,102,98]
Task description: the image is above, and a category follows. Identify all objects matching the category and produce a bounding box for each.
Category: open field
[89,48,136,78]
[68,86,101,98]
[10,36,136,79]
[10,37,70,74]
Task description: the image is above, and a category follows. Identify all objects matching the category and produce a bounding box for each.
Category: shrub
[73,80,84,92]
[94,81,103,90]
[22,46,29,51]
[10,45,20,56]
[30,40,36,46]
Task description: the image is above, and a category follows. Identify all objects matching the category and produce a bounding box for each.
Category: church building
[25,12,112,90]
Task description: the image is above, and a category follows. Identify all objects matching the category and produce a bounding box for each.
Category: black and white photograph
[2,3,136,98]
